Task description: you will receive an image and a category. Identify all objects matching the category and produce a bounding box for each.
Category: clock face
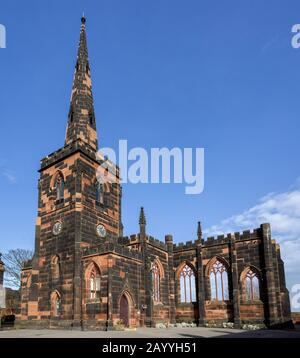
[53,221,62,236]
[96,224,106,238]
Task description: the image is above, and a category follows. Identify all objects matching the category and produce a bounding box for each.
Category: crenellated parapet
[82,242,142,260]
[120,233,167,250]
[173,227,265,252]
[173,240,200,252]
[118,226,269,255]
[40,139,120,177]
[147,235,166,250]
[22,259,33,269]
[118,234,140,245]
[40,139,98,171]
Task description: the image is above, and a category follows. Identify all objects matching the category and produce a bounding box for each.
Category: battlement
[130,234,139,243]
[118,236,130,245]
[205,234,230,245]
[118,234,166,250]
[234,228,261,241]
[82,243,142,260]
[173,228,262,252]
[118,227,263,254]
[147,236,166,250]
[39,139,120,175]
[173,240,200,252]
[40,139,99,170]
[22,259,33,269]
[118,234,140,246]
[203,228,261,247]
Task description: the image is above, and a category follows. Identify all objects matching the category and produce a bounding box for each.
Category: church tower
[20,17,122,327]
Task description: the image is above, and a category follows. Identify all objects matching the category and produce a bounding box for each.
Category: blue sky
[0,0,300,306]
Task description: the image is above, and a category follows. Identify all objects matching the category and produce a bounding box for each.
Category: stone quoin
[18,17,293,330]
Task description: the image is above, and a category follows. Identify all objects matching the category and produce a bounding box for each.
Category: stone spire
[139,207,146,226]
[65,16,98,151]
[139,207,146,238]
[197,221,202,240]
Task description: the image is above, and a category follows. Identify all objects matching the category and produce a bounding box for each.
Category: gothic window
[51,255,60,280]
[89,266,101,300]
[51,291,61,317]
[95,181,104,204]
[55,297,61,315]
[151,262,161,302]
[245,269,260,301]
[68,107,74,123]
[180,264,196,303]
[55,175,64,201]
[89,112,94,125]
[26,274,31,288]
[209,260,229,301]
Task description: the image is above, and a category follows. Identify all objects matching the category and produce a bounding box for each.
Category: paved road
[0,327,299,338]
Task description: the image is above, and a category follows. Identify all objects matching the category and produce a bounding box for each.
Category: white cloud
[204,186,300,279]
[1,169,17,184]
[261,36,278,53]
[0,159,17,184]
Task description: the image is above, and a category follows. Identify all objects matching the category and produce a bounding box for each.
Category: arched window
[245,269,260,301]
[209,260,229,301]
[95,181,104,204]
[51,255,60,280]
[88,266,101,299]
[180,264,196,303]
[151,262,161,302]
[55,175,64,201]
[26,274,31,288]
[89,112,94,125]
[68,107,74,123]
[51,291,61,317]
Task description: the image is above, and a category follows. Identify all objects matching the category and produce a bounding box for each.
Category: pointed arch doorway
[119,294,129,327]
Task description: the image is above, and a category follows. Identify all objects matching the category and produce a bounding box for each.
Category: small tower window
[51,291,61,317]
[68,107,74,123]
[95,181,104,204]
[151,262,161,302]
[51,255,60,280]
[89,112,94,125]
[88,265,101,300]
[55,176,64,202]
[56,297,61,315]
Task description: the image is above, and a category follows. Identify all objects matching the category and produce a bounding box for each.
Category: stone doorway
[119,294,129,327]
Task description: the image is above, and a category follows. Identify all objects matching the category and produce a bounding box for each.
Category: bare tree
[2,249,33,288]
